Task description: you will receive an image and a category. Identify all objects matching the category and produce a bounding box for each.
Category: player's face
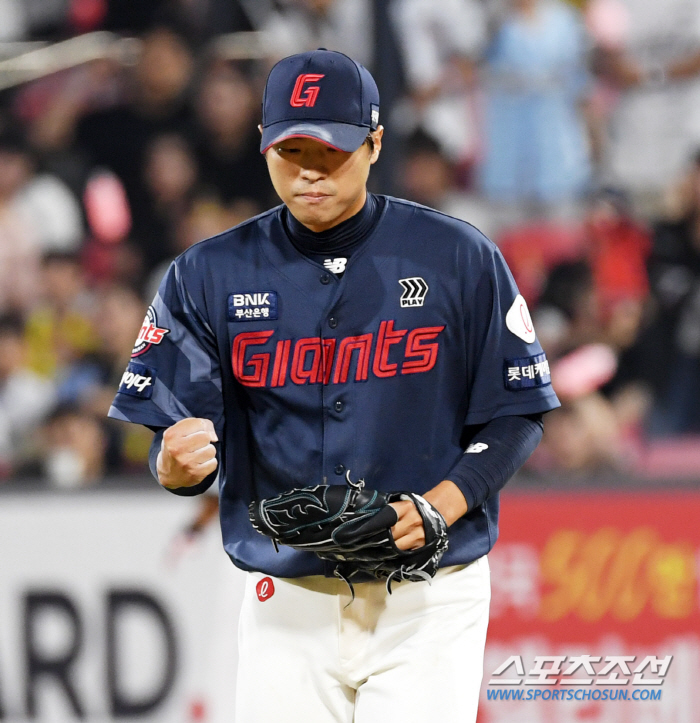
[263,128,383,232]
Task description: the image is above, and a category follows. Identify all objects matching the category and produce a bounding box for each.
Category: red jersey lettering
[372,320,407,378]
[231,323,445,388]
[291,338,324,384]
[333,334,372,384]
[402,326,445,375]
[232,330,274,387]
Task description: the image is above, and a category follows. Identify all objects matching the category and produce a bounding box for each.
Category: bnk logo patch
[290,74,324,107]
[118,361,156,399]
[228,291,278,322]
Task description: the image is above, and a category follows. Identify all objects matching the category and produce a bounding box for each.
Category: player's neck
[284,192,380,255]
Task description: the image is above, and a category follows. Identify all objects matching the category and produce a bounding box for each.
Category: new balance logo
[290,74,325,107]
[323,258,347,274]
[399,277,429,307]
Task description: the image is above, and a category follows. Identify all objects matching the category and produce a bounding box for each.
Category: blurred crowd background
[1,0,700,487]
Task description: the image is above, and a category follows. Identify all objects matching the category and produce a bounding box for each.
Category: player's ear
[369,126,383,165]
[258,124,263,136]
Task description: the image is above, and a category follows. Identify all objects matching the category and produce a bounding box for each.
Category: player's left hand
[391,480,468,550]
[390,499,426,550]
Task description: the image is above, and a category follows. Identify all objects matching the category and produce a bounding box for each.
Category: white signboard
[0,490,247,723]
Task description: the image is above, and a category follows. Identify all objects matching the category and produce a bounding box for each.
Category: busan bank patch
[118,361,157,399]
[228,291,278,322]
[504,353,551,391]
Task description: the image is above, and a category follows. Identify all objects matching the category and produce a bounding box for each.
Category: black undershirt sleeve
[148,428,219,497]
[446,414,544,512]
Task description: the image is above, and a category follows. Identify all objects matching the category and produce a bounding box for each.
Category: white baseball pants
[235,556,490,723]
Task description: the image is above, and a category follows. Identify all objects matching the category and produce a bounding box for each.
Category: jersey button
[328,317,338,329]
[334,400,344,412]
[320,274,331,284]
[334,464,345,475]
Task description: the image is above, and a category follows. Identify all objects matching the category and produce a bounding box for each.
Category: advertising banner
[0,490,246,723]
[481,490,700,722]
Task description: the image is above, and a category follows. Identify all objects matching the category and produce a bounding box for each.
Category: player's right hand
[157,418,218,489]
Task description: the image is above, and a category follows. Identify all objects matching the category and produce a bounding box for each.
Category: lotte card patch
[228,291,278,322]
[118,361,157,399]
[504,353,551,391]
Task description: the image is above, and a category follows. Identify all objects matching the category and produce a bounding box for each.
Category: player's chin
[292,193,335,212]
[290,196,338,223]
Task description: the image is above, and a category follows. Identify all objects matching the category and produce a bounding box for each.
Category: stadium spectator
[533,394,625,472]
[0,129,83,314]
[145,193,241,301]
[585,187,650,322]
[77,27,194,207]
[398,129,497,237]
[24,251,99,384]
[30,27,195,235]
[102,0,255,46]
[262,0,374,68]
[21,58,125,192]
[528,264,638,472]
[637,152,700,434]
[41,405,107,487]
[130,132,200,271]
[190,61,275,212]
[589,0,700,209]
[391,0,486,165]
[0,313,56,479]
[56,284,153,474]
[533,260,600,358]
[479,0,591,219]
[0,0,26,41]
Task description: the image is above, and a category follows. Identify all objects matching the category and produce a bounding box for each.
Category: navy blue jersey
[109,197,559,576]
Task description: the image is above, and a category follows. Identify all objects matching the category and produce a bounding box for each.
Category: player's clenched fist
[157,418,218,489]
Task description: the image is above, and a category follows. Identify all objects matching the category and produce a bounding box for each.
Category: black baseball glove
[248,474,449,594]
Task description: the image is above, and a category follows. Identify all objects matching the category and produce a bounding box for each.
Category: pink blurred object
[586,0,630,50]
[83,170,131,244]
[551,343,618,400]
[636,437,700,479]
[69,0,107,33]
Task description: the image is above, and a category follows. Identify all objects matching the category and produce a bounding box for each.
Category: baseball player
[109,49,560,723]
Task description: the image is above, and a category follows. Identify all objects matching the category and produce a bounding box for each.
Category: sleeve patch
[504,354,551,391]
[505,294,536,343]
[118,361,157,399]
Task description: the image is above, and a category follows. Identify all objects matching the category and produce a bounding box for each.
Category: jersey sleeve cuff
[108,401,180,429]
[148,429,219,497]
[464,393,560,427]
[161,473,218,497]
[444,473,480,514]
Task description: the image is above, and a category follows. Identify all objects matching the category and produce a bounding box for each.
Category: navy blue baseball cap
[260,49,380,154]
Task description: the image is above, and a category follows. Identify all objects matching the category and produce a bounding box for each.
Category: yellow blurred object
[24,306,100,378]
[122,425,153,466]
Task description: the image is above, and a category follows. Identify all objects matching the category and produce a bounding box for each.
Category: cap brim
[260,120,368,154]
